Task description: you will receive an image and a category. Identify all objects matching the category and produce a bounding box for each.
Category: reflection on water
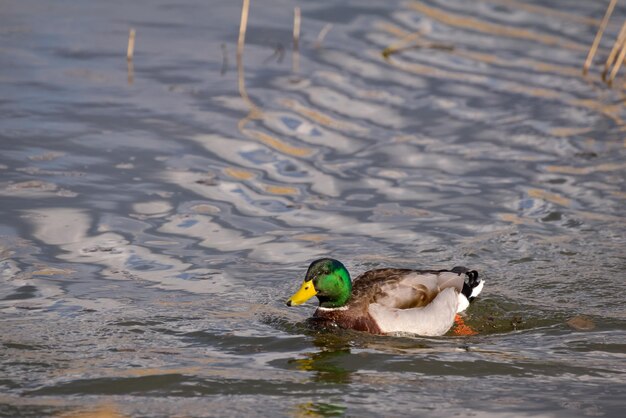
[1,0,626,416]
[294,402,346,418]
[289,333,355,385]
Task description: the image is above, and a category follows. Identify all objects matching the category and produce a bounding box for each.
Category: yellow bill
[286,280,317,306]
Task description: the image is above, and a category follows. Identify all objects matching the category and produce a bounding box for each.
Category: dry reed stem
[381,27,453,58]
[382,31,424,58]
[603,20,626,81]
[292,7,301,74]
[314,23,333,49]
[583,0,617,74]
[236,0,261,117]
[127,28,136,61]
[608,29,626,85]
[220,43,228,75]
[127,61,134,85]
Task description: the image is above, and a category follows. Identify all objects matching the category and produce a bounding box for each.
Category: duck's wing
[352,269,465,310]
[349,268,415,307]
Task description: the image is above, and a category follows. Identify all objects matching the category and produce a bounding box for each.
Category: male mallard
[286,258,484,336]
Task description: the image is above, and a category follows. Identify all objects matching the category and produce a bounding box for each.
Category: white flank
[368,287,459,336]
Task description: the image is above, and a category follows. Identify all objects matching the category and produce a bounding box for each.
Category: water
[1,0,625,416]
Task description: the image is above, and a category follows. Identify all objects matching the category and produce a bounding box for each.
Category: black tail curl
[451,266,480,300]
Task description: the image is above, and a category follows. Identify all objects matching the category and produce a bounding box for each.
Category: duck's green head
[286,258,352,309]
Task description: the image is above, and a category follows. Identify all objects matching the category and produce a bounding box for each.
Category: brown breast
[313,306,383,334]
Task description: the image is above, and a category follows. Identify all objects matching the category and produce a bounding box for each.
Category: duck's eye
[305,286,309,290]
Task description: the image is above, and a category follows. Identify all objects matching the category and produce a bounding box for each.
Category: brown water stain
[549,127,594,137]
[278,98,369,134]
[224,167,255,180]
[29,152,65,161]
[32,267,76,276]
[567,316,596,331]
[572,210,626,223]
[544,162,626,175]
[499,213,534,225]
[244,129,313,158]
[293,234,328,242]
[59,404,127,418]
[8,180,58,192]
[265,185,299,195]
[527,188,571,207]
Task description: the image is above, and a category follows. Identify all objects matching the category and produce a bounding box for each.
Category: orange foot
[452,314,478,336]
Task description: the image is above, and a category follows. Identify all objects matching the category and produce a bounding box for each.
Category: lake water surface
[1,0,625,416]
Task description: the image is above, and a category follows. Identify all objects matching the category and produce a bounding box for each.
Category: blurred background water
[1,0,625,416]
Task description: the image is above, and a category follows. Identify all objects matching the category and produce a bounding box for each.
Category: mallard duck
[286,258,484,336]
